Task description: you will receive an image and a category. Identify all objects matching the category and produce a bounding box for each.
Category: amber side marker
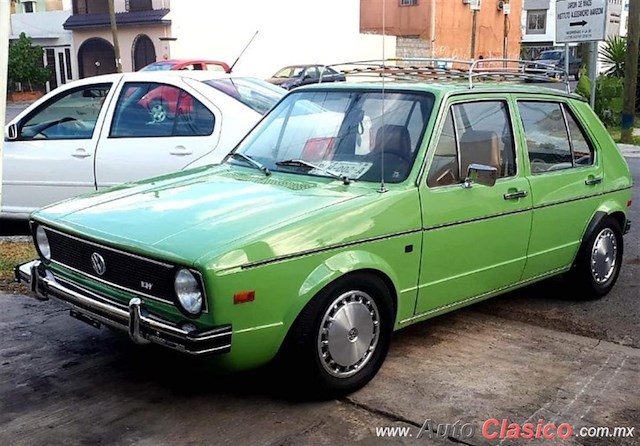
[234,290,255,304]
[627,200,633,207]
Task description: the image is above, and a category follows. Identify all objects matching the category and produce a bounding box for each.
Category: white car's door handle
[170,146,193,156]
[71,148,91,158]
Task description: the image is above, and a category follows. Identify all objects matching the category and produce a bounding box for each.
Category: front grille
[44,227,177,304]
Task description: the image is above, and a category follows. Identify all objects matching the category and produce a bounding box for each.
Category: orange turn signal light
[234,290,255,304]
[627,200,632,208]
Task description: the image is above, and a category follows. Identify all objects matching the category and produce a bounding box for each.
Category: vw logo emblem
[90,252,106,276]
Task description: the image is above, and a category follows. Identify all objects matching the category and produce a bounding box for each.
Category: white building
[10,0,77,91]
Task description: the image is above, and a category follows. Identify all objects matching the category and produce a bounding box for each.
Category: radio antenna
[378,0,388,193]
[229,30,259,73]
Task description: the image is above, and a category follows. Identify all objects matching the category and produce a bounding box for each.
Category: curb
[618,144,640,159]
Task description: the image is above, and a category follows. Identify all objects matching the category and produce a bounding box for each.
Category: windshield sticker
[310,161,373,179]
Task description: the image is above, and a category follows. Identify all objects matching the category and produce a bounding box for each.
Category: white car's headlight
[174,268,203,315]
[35,226,51,261]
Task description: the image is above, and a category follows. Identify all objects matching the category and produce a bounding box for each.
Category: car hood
[32,165,383,269]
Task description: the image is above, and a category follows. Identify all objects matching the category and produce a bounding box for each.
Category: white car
[2,71,285,219]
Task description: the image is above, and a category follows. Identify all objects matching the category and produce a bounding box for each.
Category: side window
[518,101,589,173]
[20,84,111,140]
[564,105,594,166]
[427,111,458,187]
[427,101,516,187]
[305,67,319,78]
[110,82,215,138]
[206,63,225,72]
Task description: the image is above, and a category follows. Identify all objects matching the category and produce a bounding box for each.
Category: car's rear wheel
[278,272,394,399]
[569,217,623,299]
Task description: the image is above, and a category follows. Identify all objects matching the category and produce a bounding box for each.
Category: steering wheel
[35,116,87,138]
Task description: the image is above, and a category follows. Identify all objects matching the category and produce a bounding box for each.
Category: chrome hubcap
[150,104,167,123]
[317,290,380,378]
[590,228,617,284]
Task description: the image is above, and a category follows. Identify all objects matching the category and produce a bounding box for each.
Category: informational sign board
[556,0,608,43]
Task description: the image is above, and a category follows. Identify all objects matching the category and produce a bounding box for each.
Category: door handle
[585,176,603,186]
[71,148,91,158]
[170,146,193,156]
[503,190,528,200]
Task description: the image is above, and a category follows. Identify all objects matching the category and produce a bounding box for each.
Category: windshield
[273,66,306,78]
[140,62,176,71]
[539,51,561,60]
[230,90,434,183]
[203,77,285,114]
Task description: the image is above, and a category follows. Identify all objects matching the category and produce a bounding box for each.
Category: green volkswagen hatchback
[17,67,632,396]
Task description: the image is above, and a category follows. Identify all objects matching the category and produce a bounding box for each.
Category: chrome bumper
[15,260,231,355]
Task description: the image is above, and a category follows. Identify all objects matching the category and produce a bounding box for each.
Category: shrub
[575,70,623,127]
[8,32,50,92]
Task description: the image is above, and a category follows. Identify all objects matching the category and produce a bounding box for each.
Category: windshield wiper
[275,159,351,185]
[230,152,270,176]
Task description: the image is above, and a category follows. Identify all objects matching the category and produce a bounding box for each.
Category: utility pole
[621,0,639,143]
[108,0,122,73]
[0,0,11,203]
[470,0,480,59]
[502,0,510,59]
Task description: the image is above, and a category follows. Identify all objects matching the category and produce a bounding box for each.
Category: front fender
[282,249,402,336]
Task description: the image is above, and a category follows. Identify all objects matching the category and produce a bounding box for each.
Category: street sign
[470,0,481,11]
[556,0,608,43]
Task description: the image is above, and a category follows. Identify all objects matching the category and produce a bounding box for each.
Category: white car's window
[20,84,111,140]
[232,90,434,183]
[109,82,215,138]
[519,101,594,173]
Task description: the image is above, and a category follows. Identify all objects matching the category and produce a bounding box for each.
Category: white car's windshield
[230,90,435,183]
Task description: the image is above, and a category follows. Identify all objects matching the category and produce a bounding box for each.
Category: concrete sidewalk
[618,144,640,158]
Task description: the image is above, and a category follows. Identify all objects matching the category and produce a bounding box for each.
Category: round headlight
[35,226,51,261]
[174,269,203,315]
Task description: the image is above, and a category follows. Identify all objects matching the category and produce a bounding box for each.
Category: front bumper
[15,260,231,355]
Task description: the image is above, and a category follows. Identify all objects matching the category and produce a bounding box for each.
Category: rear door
[2,82,115,216]
[94,79,221,188]
[515,98,603,280]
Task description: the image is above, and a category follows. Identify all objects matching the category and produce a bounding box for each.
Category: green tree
[599,35,627,78]
[8,32,50,92]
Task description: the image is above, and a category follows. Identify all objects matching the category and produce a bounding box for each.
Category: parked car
[525,50,581,81]
[17,78,632,397]
[267,64,346,90]
[2,71,285,219]
[141,59,231,73]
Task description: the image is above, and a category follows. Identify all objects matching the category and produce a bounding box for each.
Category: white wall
[167,0,395,78]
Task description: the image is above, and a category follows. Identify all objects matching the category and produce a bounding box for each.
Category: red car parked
[141,59,231,73]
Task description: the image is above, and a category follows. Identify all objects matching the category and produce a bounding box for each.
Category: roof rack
[319,58,571,93]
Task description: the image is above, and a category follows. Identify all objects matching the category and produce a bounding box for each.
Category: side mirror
[5,123,18,141]
[462,163,497,188]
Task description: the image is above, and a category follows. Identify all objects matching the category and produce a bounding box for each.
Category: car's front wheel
[278,272,394,398]
[569,216,623,299]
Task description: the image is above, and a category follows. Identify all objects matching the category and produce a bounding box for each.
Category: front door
[2,83,114,217]
[415,98,532,315]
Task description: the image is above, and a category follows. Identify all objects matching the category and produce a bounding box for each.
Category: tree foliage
[599,35,627,78]
[576,69,624,126]
[8,32,50,91]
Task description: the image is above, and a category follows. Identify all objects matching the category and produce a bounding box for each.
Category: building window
[526,10,547,35]
[127,0,153,12]
[400,0,418,6]
[23,1,35,13]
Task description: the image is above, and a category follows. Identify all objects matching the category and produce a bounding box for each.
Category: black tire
[568,217,624,300]
[276,272,394,399]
